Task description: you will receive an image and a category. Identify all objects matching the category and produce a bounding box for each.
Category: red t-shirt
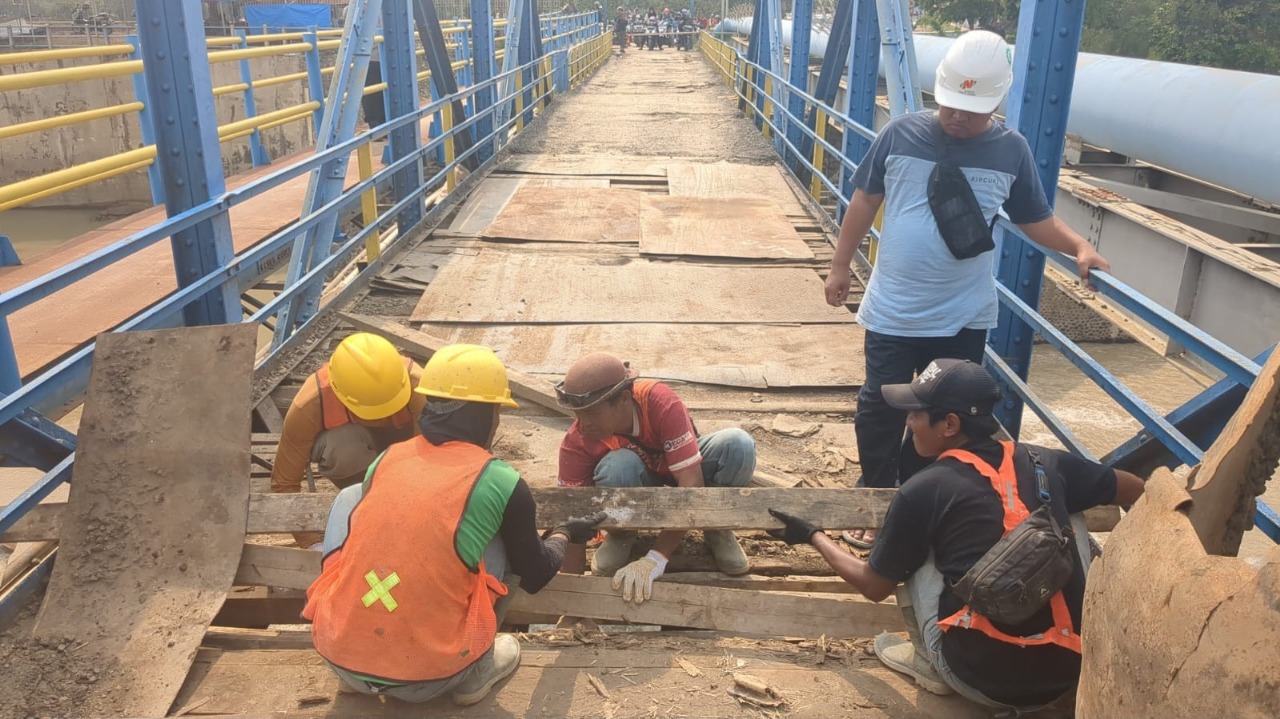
[557,381,701,487]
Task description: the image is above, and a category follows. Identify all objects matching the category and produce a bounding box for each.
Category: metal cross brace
[272,0,384,347]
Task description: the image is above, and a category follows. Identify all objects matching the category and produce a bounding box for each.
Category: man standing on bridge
[270,333,426,549]
[555,352,758,601]
[823,31,1111,547]
[766,359,1145,709]
[304,344,605,704]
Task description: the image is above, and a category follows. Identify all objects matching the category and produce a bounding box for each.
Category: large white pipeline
[715,19,1280,205]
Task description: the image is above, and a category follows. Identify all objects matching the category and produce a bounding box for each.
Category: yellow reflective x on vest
[362,570,400,612]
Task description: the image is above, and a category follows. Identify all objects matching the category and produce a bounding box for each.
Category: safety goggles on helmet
[554,365,638,411]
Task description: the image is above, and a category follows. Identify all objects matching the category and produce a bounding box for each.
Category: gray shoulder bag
[950,448,1076,625]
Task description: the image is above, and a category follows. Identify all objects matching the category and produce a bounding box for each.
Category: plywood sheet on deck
[423,323,863,388]
[480,186,644,243]
[666,161,808,217]
[409,251,856,324]
[446,178,611,234]
[501,153,671,176]
[639,196,814,260]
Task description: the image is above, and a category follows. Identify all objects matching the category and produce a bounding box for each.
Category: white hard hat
[934,31,1013,114]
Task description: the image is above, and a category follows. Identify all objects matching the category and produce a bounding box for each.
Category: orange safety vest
[600,379,658,453]
[936,441,1083,655]
[302,438,510,682]
[314,357,416,431]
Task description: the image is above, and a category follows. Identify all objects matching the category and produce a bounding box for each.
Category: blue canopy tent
[243,4,334,33]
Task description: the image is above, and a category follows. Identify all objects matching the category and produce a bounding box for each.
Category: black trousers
[855,328,988,489]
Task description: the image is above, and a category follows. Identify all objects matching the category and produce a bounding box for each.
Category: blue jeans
[902,515,1093,710]
[320,484,510,702]
[591,428,756,488]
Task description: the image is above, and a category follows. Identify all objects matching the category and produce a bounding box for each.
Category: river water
[0,207,114,263]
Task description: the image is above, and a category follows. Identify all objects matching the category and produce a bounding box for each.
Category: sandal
[841,529,876,549]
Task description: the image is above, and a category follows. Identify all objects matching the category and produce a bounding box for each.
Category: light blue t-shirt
[853,112,1052,337]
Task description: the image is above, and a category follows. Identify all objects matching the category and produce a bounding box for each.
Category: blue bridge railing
[701,32,1279,543]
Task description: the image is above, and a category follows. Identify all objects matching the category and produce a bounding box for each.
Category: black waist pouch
[928,118,996,260]
[950,449,1076,625]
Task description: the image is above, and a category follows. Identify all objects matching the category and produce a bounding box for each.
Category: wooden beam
[339,312,570,416]
[234,543,320,590]
[1,490,1124,543]
[212,571,901,639]
[253,398,284,433]
[510,574,902,638]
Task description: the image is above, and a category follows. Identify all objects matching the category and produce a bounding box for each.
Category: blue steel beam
[302,30,327,140]
[0,53,578,431]
[784,0,813,172]
[470,0,495,163]
[125,34,164,206]
[764,0,785,153]
[989,0,1087,436]
[983,346,1095,461]
[812,0,854,106]
[379,0,425,235]
[495,0,526,137]
[996,282,1203,465]
[1036,247,1261,387]
[411,0,477,169]
[272,0,384,347]
[874,0,921,116]
[800,0,853,185]
[1105,346,1274,475]
[0,408,75,471]
[236,29,272,167]
[839,0,879,212]
[136,0,239,327]
[519,0,543,126]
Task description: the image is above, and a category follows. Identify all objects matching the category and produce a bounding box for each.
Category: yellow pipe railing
[0,59,142,93]
[207,41,315,64]
[810,109,827,201]
[0,21,603,210]
[0,157,155,213]
[356,142,380,260]
[211,81,250,98]
[0,146,156,210]
[0,101,143,141]
[443,103,458,193]
[217,101,321,140]
[0,44,135,65]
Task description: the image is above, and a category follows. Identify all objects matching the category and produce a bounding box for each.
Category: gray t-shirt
[852,111,1052,337]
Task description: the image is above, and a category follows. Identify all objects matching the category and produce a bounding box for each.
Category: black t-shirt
[868,438,1117,706]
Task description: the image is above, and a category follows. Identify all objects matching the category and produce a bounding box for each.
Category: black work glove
[552,511,609,544]
[766,508,821,545]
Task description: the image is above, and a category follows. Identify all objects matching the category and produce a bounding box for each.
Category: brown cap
[556,352,639,410]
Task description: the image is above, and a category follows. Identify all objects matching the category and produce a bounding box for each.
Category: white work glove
[612,550,668,604]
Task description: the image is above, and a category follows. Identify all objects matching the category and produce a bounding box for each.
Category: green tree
[1081,0,1159,58]
[1149,0,1280,73]
[914,0,1019,40]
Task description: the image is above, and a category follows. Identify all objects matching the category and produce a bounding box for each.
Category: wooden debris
[676,657,703,677]
[770,414,821,438]
[586,673,612,700]
[729,673,786,709]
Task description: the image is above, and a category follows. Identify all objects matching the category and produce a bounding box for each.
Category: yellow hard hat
[415,344,519,408]
[327,333,412,420]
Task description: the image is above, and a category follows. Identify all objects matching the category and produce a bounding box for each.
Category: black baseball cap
[882,359,1001,416]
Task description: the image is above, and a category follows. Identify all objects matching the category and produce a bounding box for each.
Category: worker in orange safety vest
[765,359,1145,709]
[303,343,604,705]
